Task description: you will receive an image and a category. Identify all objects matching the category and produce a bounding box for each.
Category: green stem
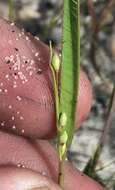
[50,44,66,189]
[8,0,14,21]
[50,0,80,188]
[49,44,59,118]
[58,156,65,189]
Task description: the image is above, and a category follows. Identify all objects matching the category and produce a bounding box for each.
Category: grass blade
[60,0,80,146]
[50,1,80,188]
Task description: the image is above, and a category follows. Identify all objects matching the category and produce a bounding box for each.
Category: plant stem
[8,0,14,21]
[50,44,67,189]
[50,0,80,187]
[49,43,59,124]
[58,155,65,189]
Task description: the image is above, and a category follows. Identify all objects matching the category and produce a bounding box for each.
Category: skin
[0,18,104,190]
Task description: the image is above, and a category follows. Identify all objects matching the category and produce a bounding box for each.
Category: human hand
[0,18,103,190]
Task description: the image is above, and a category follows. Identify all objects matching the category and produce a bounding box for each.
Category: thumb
[0,167,60,190]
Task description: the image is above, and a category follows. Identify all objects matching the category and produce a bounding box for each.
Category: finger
[0,166,61,190]
[76,70,92,128]
[0,131,57,181]
[0,18,92,138]
[0,131,103,190]
[64,163,103,190]
[0,18,55,138]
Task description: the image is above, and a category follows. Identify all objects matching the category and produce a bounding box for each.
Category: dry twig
[87,0,115,80]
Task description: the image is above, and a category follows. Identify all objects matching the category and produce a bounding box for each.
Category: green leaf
[83,147,105,186]
[60,0,80,146]
[83,147,100,177]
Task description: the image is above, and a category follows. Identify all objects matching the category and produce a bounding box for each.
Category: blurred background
[0,0,115,189]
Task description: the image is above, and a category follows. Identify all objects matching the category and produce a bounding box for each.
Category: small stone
[26,36,29,41]
[5,57,11,64]
[37,68,42,75]
[18,33,22,37]
[13,85,17,88]
[10,22,15,26]
[4,89,8,93]
[12,125,16,129]
[35,52,39,57]
[8,105,12,109]
[21,129,25,133]
[35,36,39,41]
[5,74,9,79]
[16,96,22,101]
[20,116,24,120]
[11,116,15,121]
[1,121,5,126]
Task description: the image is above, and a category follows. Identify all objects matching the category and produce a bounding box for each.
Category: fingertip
[0,166,60,190]
[64,162,103,190]
[0,132,103,190]
[0,17,92,138]
[76,70,93,128]
[0,17,55,139]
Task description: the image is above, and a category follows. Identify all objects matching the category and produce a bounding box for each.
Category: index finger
[0,18,92,139]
